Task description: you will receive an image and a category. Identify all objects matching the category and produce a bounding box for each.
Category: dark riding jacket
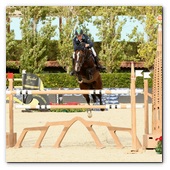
[73,34,94,51]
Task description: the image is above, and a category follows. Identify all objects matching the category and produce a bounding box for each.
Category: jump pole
[144,79,149,134]
[130,61,138,152]
[6,79,17,148]
[6,89,143,95]
[15,104,144,109]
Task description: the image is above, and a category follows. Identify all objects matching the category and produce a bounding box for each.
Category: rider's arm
[86,35,94,47]
[73,38,85,51]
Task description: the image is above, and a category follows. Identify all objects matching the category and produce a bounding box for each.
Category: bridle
[75,51,85,69]
[75,48,92,69]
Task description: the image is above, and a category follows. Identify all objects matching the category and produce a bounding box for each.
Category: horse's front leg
[76,72,83,84]
[83,94,92,118]
[86,68,94,80]
[88,74,93,80]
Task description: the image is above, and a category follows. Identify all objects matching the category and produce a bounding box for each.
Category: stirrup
[70,70,74,76]
[101,67,106,71]
[97,65,106,72]
[101,67,106,72]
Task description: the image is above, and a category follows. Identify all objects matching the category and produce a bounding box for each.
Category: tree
[19,6,57,73]
[55,6,77,73]
[92,6,129,73]
[92,6,162,72]
[7,6,162,73]
[136,6,162,70]
[6,7,17,62]
[53,6,93,73]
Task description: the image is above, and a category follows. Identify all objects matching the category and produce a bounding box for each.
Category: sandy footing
[6,103,162,162]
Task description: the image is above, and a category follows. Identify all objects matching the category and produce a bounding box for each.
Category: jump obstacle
[5,64,156,152]
[143,18,162,149]
[6,19,162,152]
[6,61,144,153]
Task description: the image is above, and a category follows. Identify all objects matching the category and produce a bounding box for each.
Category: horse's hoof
[78,80,83,84]
[87,109,92,118]
[87,112,92,118]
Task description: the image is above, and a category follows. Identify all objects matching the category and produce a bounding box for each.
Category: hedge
[7,73,153,88]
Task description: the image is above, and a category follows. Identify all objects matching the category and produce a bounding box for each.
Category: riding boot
[70,58,75,76]
[95,55,106,72]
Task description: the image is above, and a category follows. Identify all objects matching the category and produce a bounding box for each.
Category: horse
[73,45,105,118]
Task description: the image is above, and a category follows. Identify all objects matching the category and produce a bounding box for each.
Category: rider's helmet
[75,29,83,36]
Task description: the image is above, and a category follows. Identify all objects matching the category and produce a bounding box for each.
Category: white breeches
[91,47,97,57]
[73,51,76,59]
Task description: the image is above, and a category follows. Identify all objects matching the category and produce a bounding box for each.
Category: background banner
[6,87,152,104]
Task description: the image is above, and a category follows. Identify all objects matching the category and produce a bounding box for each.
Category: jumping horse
[73,43,105,118]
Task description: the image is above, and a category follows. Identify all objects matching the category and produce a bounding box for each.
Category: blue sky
[10,16,147,42]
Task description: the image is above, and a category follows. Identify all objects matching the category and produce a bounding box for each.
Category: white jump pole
[15,104,144,109]
[131,61,138,151]
[6,89,143,95]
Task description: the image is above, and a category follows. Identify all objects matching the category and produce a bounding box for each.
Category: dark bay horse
[74,46,105,118]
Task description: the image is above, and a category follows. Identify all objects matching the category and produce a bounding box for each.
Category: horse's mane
[76,46,90,57]
[84,47,90,58]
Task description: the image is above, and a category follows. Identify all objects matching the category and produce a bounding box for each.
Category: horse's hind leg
[91,94,97,103]
[97,94,105,111]
[92,77,105,112]
[83,94,90,105]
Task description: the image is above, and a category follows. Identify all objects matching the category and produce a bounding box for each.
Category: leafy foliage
[92,7,129,73]
[155,136,162,154]
[52,6,93,73]
[19,6,57,73]
[127,6,162,69]
[6,61,19,70]
[50,108,87,112]
[6,6,162,73]
[6,7,17,62]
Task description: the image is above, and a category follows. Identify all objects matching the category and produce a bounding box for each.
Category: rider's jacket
[73,34,94,51]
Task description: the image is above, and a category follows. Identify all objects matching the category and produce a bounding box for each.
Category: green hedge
[7,73,153,88]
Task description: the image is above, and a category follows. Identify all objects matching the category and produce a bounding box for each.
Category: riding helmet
[75,29,83,36]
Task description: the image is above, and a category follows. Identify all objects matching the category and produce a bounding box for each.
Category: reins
[81,48,92,64]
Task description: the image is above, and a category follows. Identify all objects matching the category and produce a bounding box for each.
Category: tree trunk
[66,66,70,73]
[33,18,37,36]
[7,18,10,33]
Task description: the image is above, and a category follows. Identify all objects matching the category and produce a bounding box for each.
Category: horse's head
[75,43,88,72]
[75,50,85,72]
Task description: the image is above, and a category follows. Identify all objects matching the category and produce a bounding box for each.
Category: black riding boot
[95,55,106,72]
[70,58,75,76]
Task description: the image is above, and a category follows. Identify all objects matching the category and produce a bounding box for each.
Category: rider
[70,29,106,75]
